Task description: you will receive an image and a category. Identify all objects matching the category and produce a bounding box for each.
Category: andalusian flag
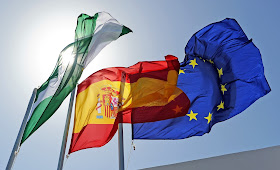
[21,12,132,143]
[69,55,190,153]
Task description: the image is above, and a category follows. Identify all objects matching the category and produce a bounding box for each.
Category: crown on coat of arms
[101,86,120,97]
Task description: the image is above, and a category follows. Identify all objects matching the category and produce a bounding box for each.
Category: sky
[0,0,279,170]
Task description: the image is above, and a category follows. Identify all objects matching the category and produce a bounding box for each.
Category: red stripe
[120,92,190,123]
[77,55,179,94]
[69,123,118,154]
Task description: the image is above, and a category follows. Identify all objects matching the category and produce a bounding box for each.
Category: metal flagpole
[57,87,76,170]
[6,88,37,170]
[118,123,125,170]
[118,72,126,170]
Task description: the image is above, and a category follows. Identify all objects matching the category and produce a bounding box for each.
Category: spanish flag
[69,55,190,153]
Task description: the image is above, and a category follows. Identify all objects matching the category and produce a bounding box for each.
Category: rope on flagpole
[63,154,70,168]
[125,140,135,170]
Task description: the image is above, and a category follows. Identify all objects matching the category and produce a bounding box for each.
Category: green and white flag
[21,12,132,143]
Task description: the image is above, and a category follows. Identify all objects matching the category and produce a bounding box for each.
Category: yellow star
[204,112,212,124]
[221,84,227,95]
[217,101,224,111]
[217,68,223,78]
[179,69,185,75]
[189,58,198,69]
[209,59,214,64]
[186,110,198,121]
[173,105,183,114]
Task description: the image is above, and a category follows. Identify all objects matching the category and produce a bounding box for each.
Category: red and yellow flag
[69,55,190,153]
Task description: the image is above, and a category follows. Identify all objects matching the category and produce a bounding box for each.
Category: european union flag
[133,18,271,139]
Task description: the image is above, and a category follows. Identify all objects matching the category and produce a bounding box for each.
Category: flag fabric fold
[69,55,190,153]
[21,12,132,143]
[132,18,270,139]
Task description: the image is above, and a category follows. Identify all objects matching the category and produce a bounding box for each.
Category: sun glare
[60,45,75,68]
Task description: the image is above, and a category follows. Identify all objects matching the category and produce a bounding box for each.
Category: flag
[69,55,190,153]
[133,18,271,139]
[21,12,132,143]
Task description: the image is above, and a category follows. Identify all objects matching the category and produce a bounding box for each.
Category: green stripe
[75,13,98,40]
[119,26,133,37]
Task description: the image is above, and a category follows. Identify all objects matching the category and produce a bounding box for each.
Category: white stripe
[83,12,123,68]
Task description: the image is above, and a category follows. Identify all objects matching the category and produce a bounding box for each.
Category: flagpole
[57,87,76,170]
[118,123,125,170]
[118,71,126,170]
[6,88,37,170]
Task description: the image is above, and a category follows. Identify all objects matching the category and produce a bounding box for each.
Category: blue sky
[0,0,279,169]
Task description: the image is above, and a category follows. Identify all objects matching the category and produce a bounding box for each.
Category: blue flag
[133,18,271,139]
